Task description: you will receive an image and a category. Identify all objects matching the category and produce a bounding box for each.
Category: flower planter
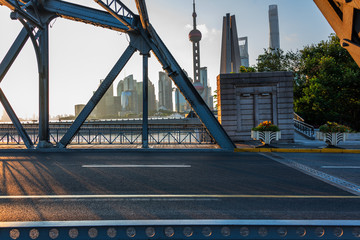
[316,132,348,146]
[251,130,281,144]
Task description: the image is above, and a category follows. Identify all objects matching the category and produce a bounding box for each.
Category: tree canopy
[254,35,360,131]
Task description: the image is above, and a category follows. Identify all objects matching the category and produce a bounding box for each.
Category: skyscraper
[220,14,241,73]
[239,36,249,67]
[117,75,156,115]
[158,72,173,111]
[91,80,121,119]
[200,67,213,109]
[269,5,280,50]
[175,89,190,113]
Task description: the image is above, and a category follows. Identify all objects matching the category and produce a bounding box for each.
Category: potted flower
[251,121,281,145]
[316,122,351,146]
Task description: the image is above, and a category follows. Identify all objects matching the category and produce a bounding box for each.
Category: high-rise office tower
[239,36,249,67]
[117,74,156,115]
[269,5,280,50]
[200,67,213,109]
[220,14,241,73]
[175,89,190,113]
[158,72,173,111]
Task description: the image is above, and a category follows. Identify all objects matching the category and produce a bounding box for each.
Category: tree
[256,48,300,72]
[295,34,360,130]
[254,35,360,131]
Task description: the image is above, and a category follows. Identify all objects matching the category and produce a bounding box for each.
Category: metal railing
[1,220,360,240]
[294,119,315,139]
[0,127,215,145]
[293,112,305,122]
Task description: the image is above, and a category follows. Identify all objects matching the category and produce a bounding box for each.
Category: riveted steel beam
[42,0,130,32]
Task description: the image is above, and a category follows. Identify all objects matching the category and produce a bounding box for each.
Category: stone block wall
[217,72,294,142]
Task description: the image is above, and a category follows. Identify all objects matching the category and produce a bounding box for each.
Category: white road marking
[321,166,360,169]
[82,164,191,168]
[0,194,359,200]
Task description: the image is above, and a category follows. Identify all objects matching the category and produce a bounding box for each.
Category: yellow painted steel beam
[314,0,360,67]
[0,0,15,10]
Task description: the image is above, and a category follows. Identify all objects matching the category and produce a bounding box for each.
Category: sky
[0,0,334,119]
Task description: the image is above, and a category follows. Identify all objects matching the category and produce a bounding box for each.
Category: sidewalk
[235,132,360,153]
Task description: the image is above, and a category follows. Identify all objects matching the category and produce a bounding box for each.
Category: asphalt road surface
[0,151,359,221]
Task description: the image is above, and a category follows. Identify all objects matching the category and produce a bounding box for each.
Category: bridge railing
[293,119,315,139]
[0,127,215,145]
[1,220,360,240]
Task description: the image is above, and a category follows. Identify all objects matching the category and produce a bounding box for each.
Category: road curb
[234,148,360,153]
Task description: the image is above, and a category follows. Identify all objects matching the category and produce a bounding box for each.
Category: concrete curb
[235,148,360,154]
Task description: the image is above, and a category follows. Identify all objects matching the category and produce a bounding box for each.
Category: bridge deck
[0,151,358,221]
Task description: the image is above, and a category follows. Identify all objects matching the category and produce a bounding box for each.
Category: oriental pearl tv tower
[189,0,204,94]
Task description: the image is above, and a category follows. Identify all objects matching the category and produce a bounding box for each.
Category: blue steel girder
[0,0,43,28]
[0,27,34,148]
[144,25,235,150]
[42,0,134,33]
[0,0,135,33]
[0,27,29,83]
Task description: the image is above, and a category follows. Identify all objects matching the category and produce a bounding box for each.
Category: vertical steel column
[38,24,51,148]
[142,53,149,148]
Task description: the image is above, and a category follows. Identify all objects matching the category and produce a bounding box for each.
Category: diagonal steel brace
[58,44,136,148]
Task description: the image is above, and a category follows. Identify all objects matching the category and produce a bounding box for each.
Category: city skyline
[0,0,333,119]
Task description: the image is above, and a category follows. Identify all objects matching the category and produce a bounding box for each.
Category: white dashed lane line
[321,166,360,169]
[82,165,191,168]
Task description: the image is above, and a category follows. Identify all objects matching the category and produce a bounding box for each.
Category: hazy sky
[0,0,333,119]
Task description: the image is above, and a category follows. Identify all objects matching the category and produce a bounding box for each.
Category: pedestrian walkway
[235,132,360,153]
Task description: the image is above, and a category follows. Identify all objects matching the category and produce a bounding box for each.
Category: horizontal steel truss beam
[314,0,360,66]
[42,0,131,32]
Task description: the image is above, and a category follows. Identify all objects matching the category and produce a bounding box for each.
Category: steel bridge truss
[0,126,214,145]
[314,0,360,67]
[0,0,235,150]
